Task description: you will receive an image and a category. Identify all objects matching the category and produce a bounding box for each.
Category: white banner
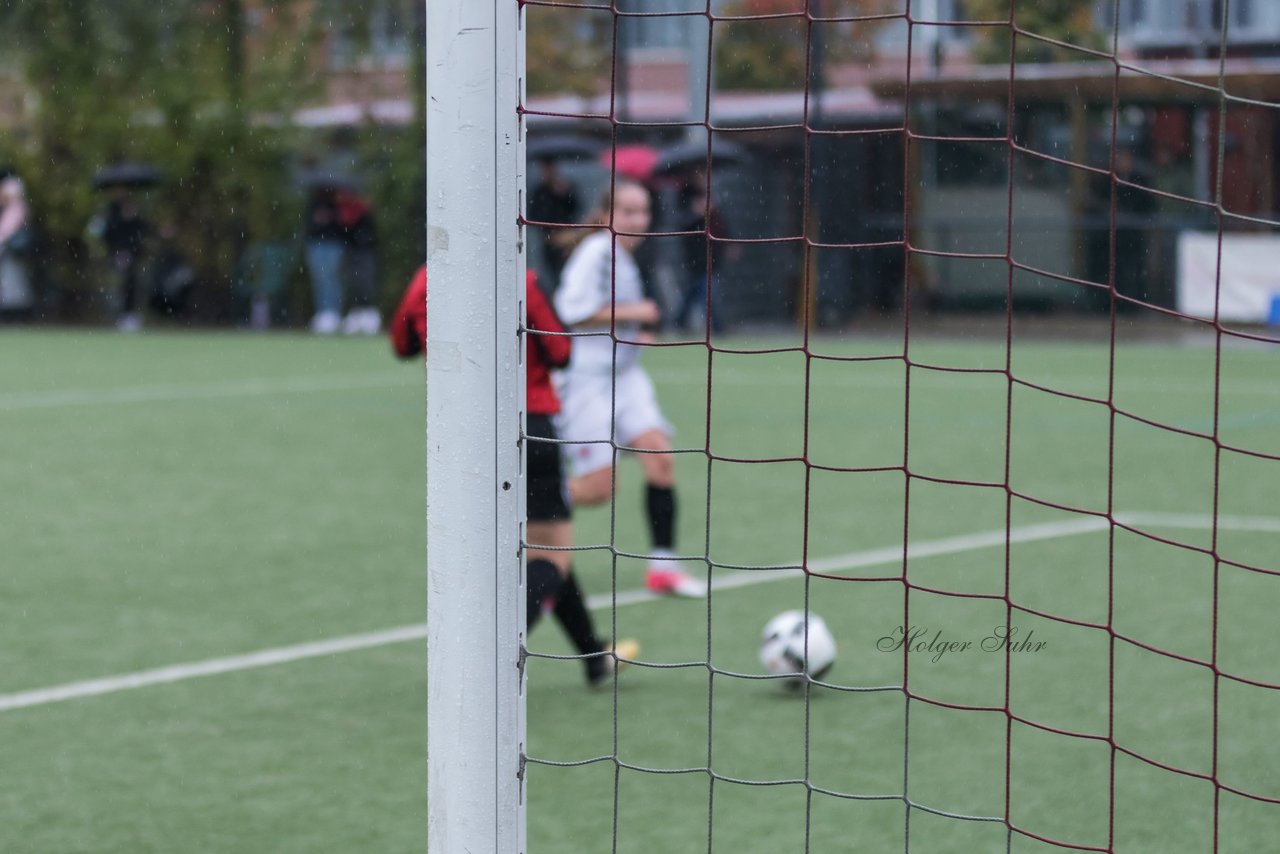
[1177,231,1280,323]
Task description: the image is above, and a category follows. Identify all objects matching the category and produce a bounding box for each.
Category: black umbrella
[93,162,162,190]
[527,134,606,162]
[654,138,748,176]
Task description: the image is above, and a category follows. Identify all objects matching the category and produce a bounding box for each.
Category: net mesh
[520,1,1280,850]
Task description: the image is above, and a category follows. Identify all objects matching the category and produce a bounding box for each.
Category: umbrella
[527,134,606,162]
[598,144,660,182]
[654,138,748,176]
[93,162,163,190]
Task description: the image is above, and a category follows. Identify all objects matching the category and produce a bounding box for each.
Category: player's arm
[525,271,571,369]
[555,239,659,328]
[390,266,428,359]
[576,301,660,327]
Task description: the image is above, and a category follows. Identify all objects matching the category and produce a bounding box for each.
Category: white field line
[0,512,1273,714]
[605,516,1110,608]
[0,372,417,411]
[0,626,430,713]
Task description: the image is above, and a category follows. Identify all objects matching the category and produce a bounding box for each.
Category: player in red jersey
[391,267,638,686]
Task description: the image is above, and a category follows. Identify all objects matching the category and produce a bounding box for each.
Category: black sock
[646,484,676,552]
[527,558,563,633]
[553,570,604,656]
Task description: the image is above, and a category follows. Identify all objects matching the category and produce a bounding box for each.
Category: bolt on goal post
[425,1,526,852]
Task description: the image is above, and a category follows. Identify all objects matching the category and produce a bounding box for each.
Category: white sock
[649,548,677,570]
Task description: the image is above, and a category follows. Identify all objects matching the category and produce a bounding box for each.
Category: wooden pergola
[873,57,1280,222]
[871,57,1280,105]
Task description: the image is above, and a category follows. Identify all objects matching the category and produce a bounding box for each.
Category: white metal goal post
[425,1,525,851]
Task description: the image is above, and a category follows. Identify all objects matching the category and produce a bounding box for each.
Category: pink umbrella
[599,144,659,181]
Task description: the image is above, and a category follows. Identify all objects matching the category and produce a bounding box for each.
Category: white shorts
[556,366,672,477]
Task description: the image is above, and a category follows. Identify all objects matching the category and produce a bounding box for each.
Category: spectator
[675,179,735,333]
[147,222,197,318]
[303,186,345,334]
[100,187,149,332]
[337,189,381,335]
[528,158,579,288]
[1114,148,1155,311]
[0,176,33,318]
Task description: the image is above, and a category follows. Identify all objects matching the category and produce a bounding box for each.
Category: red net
[521,1,1280,850]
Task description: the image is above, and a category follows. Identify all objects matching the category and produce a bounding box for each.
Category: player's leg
[525,526,567,634]
[538,544,639,687]
[528,413,638,684]
[615,367,707,598]
[525,414,572,631]
[630,428,706,597]
[558,372,617,507]
[568,463,614,506]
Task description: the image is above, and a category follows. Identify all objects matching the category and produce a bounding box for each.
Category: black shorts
[527,413,570,522]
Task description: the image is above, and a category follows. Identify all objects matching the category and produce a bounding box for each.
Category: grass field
[2,325,1279,852]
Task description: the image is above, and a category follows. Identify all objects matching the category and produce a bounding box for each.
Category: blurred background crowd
[1,0,1279,332]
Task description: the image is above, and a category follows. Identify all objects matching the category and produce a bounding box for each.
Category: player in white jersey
[554,179,707,598]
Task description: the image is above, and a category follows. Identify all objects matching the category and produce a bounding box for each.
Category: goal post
[425,1,525,851]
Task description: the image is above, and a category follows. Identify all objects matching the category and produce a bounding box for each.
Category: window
[1204,0,1252,32]
[1235,0,1253,29]
[369,2,410,63]
[328,0,410,69]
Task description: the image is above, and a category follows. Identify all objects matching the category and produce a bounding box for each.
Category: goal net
[430,1,1280,850]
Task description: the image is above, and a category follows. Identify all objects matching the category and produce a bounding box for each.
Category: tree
[963,0,1107,64]
[713,0,893,92]
[346,0,427,304]
[0,1,334,317]
[714,0,810,92]
[526,0,611,98]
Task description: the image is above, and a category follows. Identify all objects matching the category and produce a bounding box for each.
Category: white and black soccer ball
[759,610,836,684]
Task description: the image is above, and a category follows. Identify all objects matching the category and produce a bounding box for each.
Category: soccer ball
[759,610,836,685]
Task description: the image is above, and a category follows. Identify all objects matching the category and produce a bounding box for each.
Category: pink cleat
[645,566,708,598]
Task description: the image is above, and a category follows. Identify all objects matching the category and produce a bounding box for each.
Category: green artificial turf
[1,327,1277,852]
